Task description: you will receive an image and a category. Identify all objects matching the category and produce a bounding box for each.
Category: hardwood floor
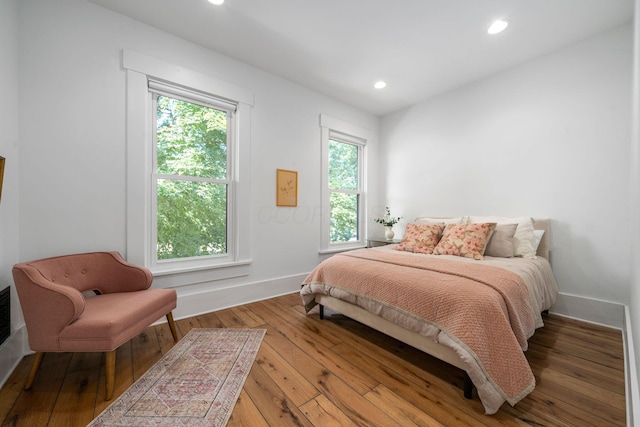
[0,292,626,426]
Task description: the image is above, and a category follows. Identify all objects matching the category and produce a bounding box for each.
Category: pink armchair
[12,251,179,400]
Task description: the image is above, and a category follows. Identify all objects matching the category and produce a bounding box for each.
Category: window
[124,50,252,282]
[328,135,362,243]
[320,115,368,252]
[151,86,233,262]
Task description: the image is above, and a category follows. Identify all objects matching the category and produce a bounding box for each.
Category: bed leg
[463,373,473,399]
[319,304,324,319]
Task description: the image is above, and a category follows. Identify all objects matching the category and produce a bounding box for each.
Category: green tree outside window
[155,96,229,260]
[329,139,359,243]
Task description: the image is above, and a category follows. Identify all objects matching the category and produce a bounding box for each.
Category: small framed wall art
[276,169,298,207]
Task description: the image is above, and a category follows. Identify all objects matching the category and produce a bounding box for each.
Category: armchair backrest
[16,251,152,294]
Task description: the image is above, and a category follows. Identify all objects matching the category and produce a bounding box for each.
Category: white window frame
[150,85,235,266]
[320,114,369,253]
[123,50,253,286]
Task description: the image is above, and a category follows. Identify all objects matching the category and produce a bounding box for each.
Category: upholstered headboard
[532,218,550,260]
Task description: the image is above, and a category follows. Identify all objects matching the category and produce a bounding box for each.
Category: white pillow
[532,229,545,253]
[469,216,536,259]
[415,216,467,225]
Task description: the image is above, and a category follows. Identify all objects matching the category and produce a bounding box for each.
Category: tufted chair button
[81,270,86,274]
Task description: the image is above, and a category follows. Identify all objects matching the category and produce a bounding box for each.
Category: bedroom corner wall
[628,0,640,424]
[380,24,633,322]
[0,0,26,387]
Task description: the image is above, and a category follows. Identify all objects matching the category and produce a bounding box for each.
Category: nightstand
[367,238,401,248]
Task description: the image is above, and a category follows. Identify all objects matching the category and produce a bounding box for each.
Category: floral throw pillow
[395,223,445,254]
[433,223,497,260]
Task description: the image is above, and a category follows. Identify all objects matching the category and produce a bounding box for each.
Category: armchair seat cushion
[58,288,176,352]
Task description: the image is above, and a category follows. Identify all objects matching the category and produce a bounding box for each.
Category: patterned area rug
[88,328,265,427]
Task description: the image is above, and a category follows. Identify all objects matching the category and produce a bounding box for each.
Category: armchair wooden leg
[105,350,116,401]
[166,312,179,342]
[25,352,45,390]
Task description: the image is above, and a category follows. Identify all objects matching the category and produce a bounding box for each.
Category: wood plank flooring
[0,292,626,426]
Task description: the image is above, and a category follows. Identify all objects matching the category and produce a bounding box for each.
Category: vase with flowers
[374,207,402,240]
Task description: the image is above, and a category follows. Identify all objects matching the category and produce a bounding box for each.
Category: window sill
[151,259,252,288]
[318,245,366,255]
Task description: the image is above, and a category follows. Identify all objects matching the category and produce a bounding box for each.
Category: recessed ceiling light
[374,81,387,89]
[208,0,224,5]
[487,20,508,35]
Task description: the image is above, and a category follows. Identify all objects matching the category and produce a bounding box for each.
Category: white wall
[0,0,20,318]
[629,0,640,423]
[381,25,633,314]
[0,0,26,384]
[14,1,379,315]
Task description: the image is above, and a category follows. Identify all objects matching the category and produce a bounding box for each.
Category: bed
[300,217,558,414]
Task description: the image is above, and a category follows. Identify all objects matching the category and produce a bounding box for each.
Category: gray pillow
[484,223,517,257]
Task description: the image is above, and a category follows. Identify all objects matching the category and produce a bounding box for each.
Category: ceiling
[87,0,634,116]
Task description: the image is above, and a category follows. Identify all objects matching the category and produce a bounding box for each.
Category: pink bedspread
[301,248,540,413]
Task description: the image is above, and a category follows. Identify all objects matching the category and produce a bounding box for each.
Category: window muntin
[152,92,233,262]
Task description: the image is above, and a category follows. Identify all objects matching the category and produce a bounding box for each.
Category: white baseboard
[551,294,635,425]
[172,283,628,330]
[624,305,639,427]
[0,326,28,389]
[550,292,625,329]
[170,272,306,321]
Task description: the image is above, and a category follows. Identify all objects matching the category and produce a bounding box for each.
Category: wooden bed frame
[315,218,551,400]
